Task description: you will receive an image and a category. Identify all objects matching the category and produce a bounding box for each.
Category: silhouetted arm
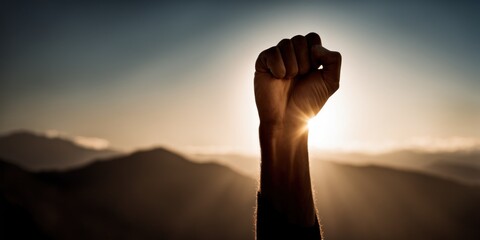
[254,33,341,240]
[256,122,321,239]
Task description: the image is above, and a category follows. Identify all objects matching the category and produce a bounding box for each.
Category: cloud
[401,136,480,153]
[71,136,110,150]
[180,145,255,155]
[45,129,110,150]
[45,129,64,138]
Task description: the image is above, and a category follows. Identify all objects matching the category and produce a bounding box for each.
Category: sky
[1,0,479,154]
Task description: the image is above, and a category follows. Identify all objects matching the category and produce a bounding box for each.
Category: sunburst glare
[307,105,343,150]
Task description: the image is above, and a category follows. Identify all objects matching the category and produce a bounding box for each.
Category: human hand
[254,32,342,128]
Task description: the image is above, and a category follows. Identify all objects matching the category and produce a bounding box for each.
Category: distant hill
[1,147,479,239]
[0,131,119,171]
[315,149,480,185]
[194,150,480,185]
[427,160,480,185]
[0,148,257,240]
[311,161,480,240]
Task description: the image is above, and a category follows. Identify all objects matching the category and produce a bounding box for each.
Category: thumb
[311,45,342,92]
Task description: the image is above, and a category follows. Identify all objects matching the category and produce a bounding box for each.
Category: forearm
[254,32,340,240]
[257,121,320,239]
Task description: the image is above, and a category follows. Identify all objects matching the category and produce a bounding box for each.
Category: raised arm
[254,33,342,239]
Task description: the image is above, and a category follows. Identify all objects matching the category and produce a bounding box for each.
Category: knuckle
[306,32,319,38]
[291,35,304,41]
[260,46,277,59]
[265,46,276,54]
[291,35,307,49]
[278,38,290,46]
[306,32,322,45]
[333,82,340,91]
[331,51,342,62]
[256,51,264,62]
[256,47,277,72]
[328,82,340,94]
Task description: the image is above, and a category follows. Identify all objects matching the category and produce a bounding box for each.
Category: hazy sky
[1,0,479,153]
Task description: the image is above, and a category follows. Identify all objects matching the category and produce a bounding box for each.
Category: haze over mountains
[0,131,119,171]
[1,130,479,239]
[194,149,480,185]
[326,150,480,185]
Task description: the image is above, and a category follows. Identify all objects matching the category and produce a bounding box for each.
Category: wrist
[259,119,308,136]
[258,120,310,178]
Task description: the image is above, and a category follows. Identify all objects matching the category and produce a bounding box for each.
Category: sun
[307,105,344,150]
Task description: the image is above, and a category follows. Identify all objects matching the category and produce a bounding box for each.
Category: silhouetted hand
[255,33,341,239]
[254,32,341,126]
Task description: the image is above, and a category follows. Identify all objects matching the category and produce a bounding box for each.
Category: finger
[291,35,310,75]
[306,32,322,69]
[255,46,286,79]
[312,45,342,93]
[277,39,298,79]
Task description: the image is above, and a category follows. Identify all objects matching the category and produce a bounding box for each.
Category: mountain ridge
[1,132,479,239]
[0,130,119,171]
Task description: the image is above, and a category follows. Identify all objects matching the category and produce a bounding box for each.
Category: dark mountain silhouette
[195,150,480,185]
[311,161,480,240]
[0,131,119,171]
[1,147,479,239]
[0,148,257,240]
[427,160,480,185]
[317,149,480,185]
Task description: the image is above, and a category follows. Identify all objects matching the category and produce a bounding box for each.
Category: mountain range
[195,149,480,185]
[1,131,479,239]
[0,131,118,171]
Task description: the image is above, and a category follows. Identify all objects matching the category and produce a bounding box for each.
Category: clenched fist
[254,32,341,127]
[255,33,342,238]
